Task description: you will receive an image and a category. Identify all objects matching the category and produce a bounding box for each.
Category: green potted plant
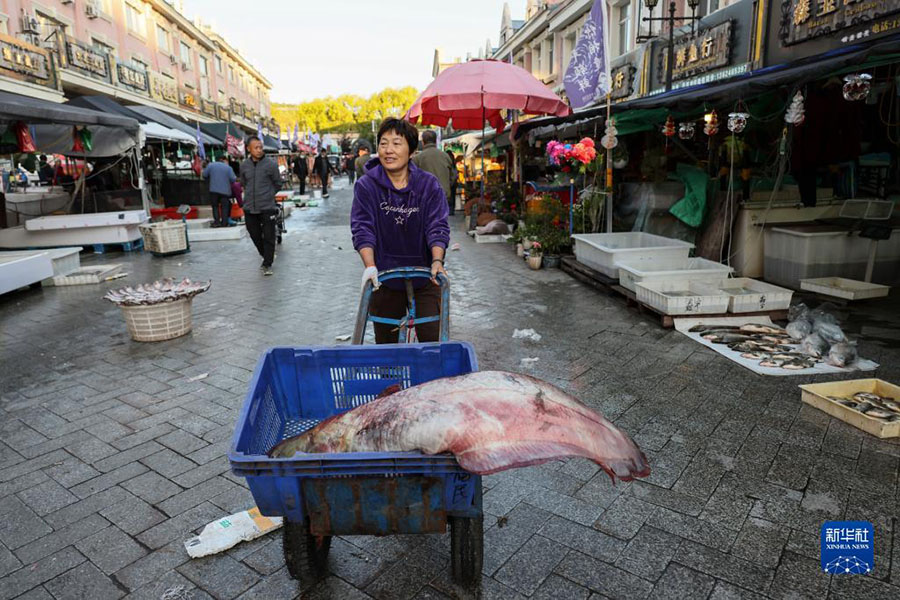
[527,241,542,270]
[539,228,569,268]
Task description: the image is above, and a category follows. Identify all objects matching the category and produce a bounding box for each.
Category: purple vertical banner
[563,0,610,109]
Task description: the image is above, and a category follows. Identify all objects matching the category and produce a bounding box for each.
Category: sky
[184,0,519,104]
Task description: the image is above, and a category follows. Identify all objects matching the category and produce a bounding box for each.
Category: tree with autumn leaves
[272,86,420,141]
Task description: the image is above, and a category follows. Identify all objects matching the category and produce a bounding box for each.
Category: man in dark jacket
[240,136,281,275]
[412,130,455,215]
[313,149,330,198]
[202,155,237,227]
[354,146,370,181]
[292,153,308,195]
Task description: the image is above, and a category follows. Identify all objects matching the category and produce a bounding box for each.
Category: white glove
[362,266,380,292]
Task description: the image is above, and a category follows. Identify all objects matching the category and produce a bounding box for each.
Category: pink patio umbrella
[405,59,570,202]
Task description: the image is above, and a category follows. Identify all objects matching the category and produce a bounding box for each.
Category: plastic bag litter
[786,320,812,341]
[475,219,510,235]
[809,303,841,327]
[800,332,829,358]
[184,507,282,558]
[451,242,461,251]
[520,357,539,368]
[512,329,542,342]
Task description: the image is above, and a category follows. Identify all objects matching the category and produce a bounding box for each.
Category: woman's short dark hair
[378,118,418,153]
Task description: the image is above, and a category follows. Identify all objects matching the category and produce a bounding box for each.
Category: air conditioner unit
[181,62,190,71]
[169,54,177,65]
[20,14,40,34]
[85,3,100,19]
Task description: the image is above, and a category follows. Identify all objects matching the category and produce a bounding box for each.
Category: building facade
[485,0,739,97]
[0,0,274,132]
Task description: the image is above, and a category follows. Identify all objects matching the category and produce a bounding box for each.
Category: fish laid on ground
[268,371,651,481]
[800,333,829,358]
[826,342,858,368]
[786,320,812,341]
[740,324,786,335]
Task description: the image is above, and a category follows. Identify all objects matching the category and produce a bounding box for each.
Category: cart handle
[352,267,450,344]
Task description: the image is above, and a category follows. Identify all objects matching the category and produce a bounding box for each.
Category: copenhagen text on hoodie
[351,157,450,280]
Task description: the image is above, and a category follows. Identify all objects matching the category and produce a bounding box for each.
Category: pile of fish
[103,278,211,306]
[786,303,858,368]
[269,371,651,482]
[827,392,900,422]
[689,323,820,370]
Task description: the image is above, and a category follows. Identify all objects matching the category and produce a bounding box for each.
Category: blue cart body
[228,343,481,534]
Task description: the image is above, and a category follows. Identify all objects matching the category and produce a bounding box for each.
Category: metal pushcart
[228,269,484,591]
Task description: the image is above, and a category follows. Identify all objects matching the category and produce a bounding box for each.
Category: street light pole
[638,0,702,93]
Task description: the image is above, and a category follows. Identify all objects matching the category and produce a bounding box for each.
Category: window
[215,55,223,73]
[125,3,146,37]
[156,25,169,52]
[180,41,192,68]
[228,65,234,82]
[0,17,7,36]
[533,47,541,77]
[199,56,208,77]
[698,0,720,17]
[617,2,632,56]
[218,89,226,103]
[563,32,576,69]
[92,38,115,55]
[547,38,554,74]
[132,57,148,70]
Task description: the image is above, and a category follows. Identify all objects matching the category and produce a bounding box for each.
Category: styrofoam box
[617,256,734,292]
[634,280,731,316]
[699,277,794,313]
[0,247,81,277]
[572,232,694,278]
[800,277,890,300]
[764,225,900,288]
[24,210,148,231]
[0,253,54,295]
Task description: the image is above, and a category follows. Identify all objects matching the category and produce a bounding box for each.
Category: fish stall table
[560,256,788,328]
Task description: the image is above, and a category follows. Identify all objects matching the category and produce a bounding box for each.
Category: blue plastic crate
[229,343,481,525]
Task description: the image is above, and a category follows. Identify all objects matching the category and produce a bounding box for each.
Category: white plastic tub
[0,253,54,295]
[634,280,731,315]
[572,233,693,278]
[800,277,890,300]
[617,256,734,292]
[764,225,900,288]
[699,277,794,313]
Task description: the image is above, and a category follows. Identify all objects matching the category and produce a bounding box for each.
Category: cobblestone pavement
[1,178,899,600]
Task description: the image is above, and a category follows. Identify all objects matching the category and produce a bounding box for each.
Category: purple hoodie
[351,157,450,276]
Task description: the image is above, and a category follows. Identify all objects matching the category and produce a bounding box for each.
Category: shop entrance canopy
[0,90,141,158]
[129,105,223,147]
[67,96,196,146]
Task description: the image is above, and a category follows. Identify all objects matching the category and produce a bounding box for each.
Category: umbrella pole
[605,92,613,233]
[481,102,485,206]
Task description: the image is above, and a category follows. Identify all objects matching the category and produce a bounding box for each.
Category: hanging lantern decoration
[12,121,36,153]
[703,110,719,137]
[662,115,676,138]
[678,122,695,140]
[72,126,84,153]
[785,91,805,126]
[727,112,750,134]
[842,73,872,102]
[601,117,618,150]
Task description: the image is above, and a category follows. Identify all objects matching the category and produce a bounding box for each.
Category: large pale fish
[268,371,650,482]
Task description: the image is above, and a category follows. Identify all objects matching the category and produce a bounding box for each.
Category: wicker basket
[140,220,188,255]
[120,298,193,342]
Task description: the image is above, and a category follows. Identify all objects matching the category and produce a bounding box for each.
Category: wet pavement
[1,177,899,599]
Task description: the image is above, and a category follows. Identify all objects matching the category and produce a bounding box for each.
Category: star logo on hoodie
[395,215,405,226]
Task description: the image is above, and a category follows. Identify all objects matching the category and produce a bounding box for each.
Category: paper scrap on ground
[184,507,283,558]
[451,242,461,251]
[335,334,352,342]
[513,329,542,342]
[520,357,539,368]
[674,316,878,377]
[188,373,208,382]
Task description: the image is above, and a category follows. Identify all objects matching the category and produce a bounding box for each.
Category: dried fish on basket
[103,278,211,306]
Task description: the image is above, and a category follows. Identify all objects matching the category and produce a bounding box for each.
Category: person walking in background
[240,136,281,275]
[202,154,236,228]
[445,149,458,215]
[293,153,308,195]
[345,154,356,185]
[313,149,330,198]
[413,130,455,218]
[355,146,370,181]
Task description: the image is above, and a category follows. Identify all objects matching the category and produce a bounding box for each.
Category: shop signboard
[180,88,199,111]
[116,63,148,93]
[149,71,178,105]
[216,104,231,120]
[768,0,900,63]
[609,46,643,101]
[781,0,900,46]
[0,33,55,88]
[200,98,217,117]
[657,21,733,84]
[65,38,110,81]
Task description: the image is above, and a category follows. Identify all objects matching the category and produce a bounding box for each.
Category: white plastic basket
[572,233,694,278]
[699,278,794,313]
[140,221,188,255]
[119,298,193,342]
[634,280,731,316]
[617,256,734,292]
[800,277,890,300]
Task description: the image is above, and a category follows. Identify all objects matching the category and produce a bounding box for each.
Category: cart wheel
[450,514,483,588]
[276,234,283,245]
[283,520,331,583]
